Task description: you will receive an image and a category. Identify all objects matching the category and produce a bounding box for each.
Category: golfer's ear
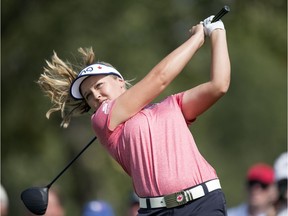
[118,78,125,88]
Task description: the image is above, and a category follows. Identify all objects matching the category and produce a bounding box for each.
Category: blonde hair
[37,47,128,128]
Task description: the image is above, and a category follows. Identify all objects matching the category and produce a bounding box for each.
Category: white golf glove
[201,15,225,36]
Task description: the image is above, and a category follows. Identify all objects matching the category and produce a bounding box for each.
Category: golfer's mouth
[94,99,107,110]
[99,99,107,104]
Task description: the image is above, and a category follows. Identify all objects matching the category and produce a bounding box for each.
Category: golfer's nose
[95,93,102,101]
[91,89,101,100]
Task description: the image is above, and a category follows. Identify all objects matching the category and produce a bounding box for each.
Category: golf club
[21,136,97,215]
[212,5,230,23]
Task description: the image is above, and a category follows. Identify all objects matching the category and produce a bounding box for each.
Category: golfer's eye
[85,93,92,100]
[95,82,103,90]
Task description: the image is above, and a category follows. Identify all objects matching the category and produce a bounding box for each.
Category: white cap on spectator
[274,152,288,181]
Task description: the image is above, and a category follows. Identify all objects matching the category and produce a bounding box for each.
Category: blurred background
[1,0,287,215]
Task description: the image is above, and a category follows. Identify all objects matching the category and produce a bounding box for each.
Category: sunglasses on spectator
[247,180,270,189]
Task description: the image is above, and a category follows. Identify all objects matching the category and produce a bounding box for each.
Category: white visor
[70,63,124,99]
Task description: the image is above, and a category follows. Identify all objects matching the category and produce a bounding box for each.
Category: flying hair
[37,47,96,128]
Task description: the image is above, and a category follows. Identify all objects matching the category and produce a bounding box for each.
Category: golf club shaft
[211,5,230,23]
[46,136,97,188]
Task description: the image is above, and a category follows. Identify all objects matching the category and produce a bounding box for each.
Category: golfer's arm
[210,30,230,93]
[110,26,205,130]
[182,29,230,120]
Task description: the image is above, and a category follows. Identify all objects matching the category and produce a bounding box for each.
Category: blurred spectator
[127,192,139,216]
[227,163,277,216]
[273,152,288,216]
[82,200,115,216]
[45,188,65,216]
[0,184,9,216]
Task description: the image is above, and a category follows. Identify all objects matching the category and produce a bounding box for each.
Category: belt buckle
[164,191,187,208]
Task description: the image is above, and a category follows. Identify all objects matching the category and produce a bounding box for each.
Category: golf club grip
[211,5,230,23]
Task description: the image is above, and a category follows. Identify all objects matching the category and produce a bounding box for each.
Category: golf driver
[21,136,97,215]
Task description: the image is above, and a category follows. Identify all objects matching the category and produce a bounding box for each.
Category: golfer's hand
[201,15,225,36]
[189,24,205,47]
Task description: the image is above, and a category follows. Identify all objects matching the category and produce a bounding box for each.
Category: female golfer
[38,16,230,215]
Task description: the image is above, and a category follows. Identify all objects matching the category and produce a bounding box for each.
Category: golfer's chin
[93,100,107,111]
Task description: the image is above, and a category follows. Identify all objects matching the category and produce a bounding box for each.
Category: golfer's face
[81,75,125,110]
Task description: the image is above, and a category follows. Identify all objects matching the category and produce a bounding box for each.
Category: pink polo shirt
[91,92,218,197]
